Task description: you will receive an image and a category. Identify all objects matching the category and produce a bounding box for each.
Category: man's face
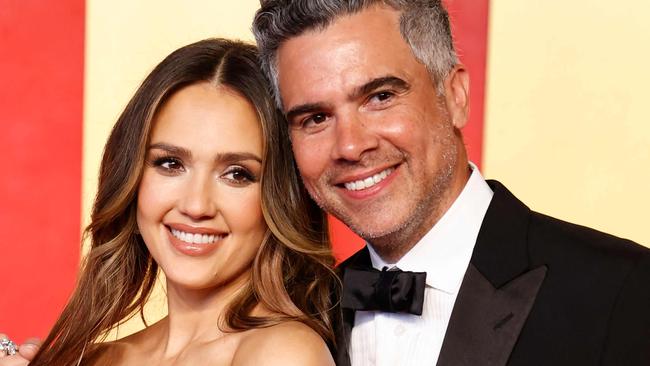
[276,5,469,255]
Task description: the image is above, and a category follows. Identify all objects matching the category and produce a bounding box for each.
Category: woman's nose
[178,174,217,220]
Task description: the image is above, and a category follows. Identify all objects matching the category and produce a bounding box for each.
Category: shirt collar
[367,163,493,294]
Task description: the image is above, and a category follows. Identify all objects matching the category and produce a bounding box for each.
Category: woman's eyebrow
[148,143,192,159]
[214,152,262,164]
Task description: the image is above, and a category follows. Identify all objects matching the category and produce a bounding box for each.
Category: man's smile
[341,167,396,191]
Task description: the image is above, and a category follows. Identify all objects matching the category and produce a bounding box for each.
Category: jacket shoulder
[528,211,649,267]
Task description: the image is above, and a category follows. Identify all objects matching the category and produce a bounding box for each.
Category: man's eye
[304,112,329,126]
[370,91,394,103]
[223,167,256,184]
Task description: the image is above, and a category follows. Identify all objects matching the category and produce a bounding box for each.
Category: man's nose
[178,173,217,221]
[331,112,378,162]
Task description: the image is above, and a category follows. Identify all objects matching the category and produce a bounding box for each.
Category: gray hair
[253,0,459,108]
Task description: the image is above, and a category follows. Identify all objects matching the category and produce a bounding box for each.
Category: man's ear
[443,65,470,129]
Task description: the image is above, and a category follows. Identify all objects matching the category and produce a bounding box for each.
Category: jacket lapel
[438,180,547,366]
[437,264,546,366]
[335,247,372,366]
[334,307,355,366]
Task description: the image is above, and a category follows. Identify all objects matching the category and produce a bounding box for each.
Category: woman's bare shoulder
[82,325,157,365]
[231,321,334,366]
[80,341,130,366]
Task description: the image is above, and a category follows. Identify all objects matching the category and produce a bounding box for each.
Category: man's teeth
[344,168,394,191]
[171,229,222,244]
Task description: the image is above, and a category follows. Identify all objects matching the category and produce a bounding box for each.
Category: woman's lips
[166,225,226,257]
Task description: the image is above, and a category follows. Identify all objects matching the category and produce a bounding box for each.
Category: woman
[25,38,339,365]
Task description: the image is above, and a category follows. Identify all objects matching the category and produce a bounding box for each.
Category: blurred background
[1,0,649,343]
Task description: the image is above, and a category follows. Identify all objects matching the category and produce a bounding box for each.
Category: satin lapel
[438,180,546,366]
[334,308,355,366]
[335,247,372,366]
[437,264,547,366]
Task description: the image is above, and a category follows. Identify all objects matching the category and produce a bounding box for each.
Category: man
[4,1,649,365]
[252,0,650,365]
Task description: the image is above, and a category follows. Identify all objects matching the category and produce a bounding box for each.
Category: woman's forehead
[149,83,263,156]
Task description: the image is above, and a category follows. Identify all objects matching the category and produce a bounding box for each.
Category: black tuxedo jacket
[334,180,650,366]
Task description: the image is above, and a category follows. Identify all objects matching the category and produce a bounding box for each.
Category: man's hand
[0,334,41,366]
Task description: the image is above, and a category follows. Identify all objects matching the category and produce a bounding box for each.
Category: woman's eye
[153,157,184,172]
[223,167,256,184]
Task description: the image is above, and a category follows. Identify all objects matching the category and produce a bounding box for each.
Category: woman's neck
[155,270,252,359]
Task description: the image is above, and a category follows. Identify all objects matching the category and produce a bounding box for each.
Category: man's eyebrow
[350,76,410,100]
[284,76,409,122]
[285,102,331,122]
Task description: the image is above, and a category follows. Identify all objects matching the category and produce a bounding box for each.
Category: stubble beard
[362,127,459,261]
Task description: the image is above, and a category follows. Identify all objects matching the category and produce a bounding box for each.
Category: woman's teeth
[171,229,222,244]
[344,168,394,191]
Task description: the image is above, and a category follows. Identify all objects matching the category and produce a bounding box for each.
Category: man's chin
[337,213,407,242]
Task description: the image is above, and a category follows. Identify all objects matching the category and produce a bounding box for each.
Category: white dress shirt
[350,165,494,366]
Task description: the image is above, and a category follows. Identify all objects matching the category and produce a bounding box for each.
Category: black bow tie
[341,266,427,315]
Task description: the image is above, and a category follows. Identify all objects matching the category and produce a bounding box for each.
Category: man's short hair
[253,0,459,107]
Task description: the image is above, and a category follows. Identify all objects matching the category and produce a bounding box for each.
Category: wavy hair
[30,38,338,366]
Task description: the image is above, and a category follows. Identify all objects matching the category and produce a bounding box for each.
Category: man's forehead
[277,52,402,114]
[275,5,410,110]
[274,3,403,70]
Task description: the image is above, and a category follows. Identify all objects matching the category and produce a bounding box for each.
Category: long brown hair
[30,38,339,365]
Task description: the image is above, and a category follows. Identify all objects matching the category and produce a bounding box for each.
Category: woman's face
[137,82,266,291]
